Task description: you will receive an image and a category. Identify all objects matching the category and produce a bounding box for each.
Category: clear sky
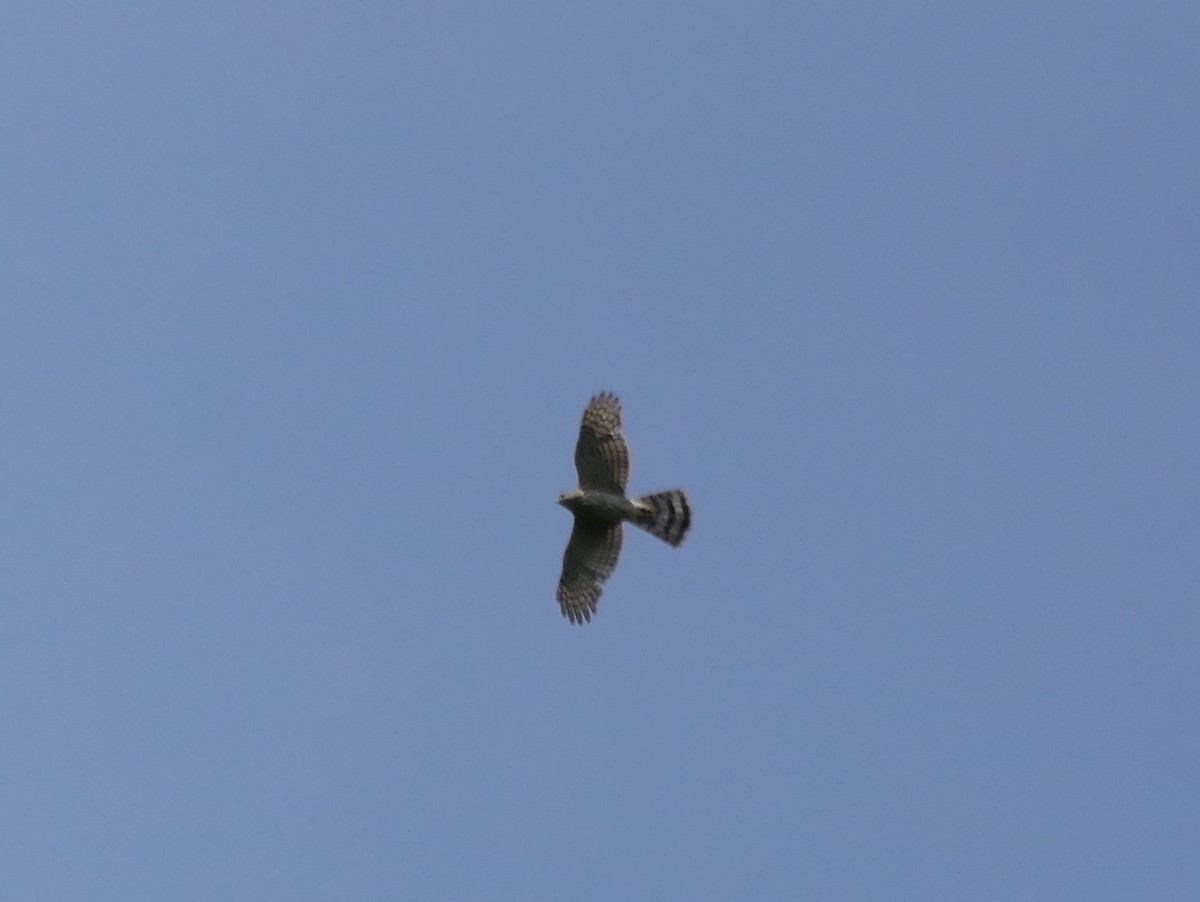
[3,3,1197,899]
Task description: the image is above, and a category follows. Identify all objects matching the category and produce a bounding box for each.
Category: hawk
[555,392,691,624]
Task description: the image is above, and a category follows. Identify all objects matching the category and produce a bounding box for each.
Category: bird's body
[555,392,691,624]
[557,489,638,523]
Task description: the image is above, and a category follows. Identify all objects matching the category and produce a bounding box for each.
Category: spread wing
[556,521,623,625]
[574,391,629,493]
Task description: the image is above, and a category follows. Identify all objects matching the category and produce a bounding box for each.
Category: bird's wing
[556,521,623,625]
[574,391,629,493]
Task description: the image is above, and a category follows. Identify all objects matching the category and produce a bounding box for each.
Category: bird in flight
[555,392,691,624]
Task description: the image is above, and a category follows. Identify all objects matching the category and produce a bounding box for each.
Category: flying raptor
[555,392,691,624]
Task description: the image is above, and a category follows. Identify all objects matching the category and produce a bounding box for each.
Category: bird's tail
[632,490,691,547]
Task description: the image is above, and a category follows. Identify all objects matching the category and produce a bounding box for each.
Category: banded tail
[633,490,691,547]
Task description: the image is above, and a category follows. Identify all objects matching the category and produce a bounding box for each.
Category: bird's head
[556,490,580,510]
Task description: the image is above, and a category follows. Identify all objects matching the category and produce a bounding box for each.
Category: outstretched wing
[556,521,623,625]
[574,391,629,493]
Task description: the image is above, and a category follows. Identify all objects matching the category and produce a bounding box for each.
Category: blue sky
[3,2,1197,899]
